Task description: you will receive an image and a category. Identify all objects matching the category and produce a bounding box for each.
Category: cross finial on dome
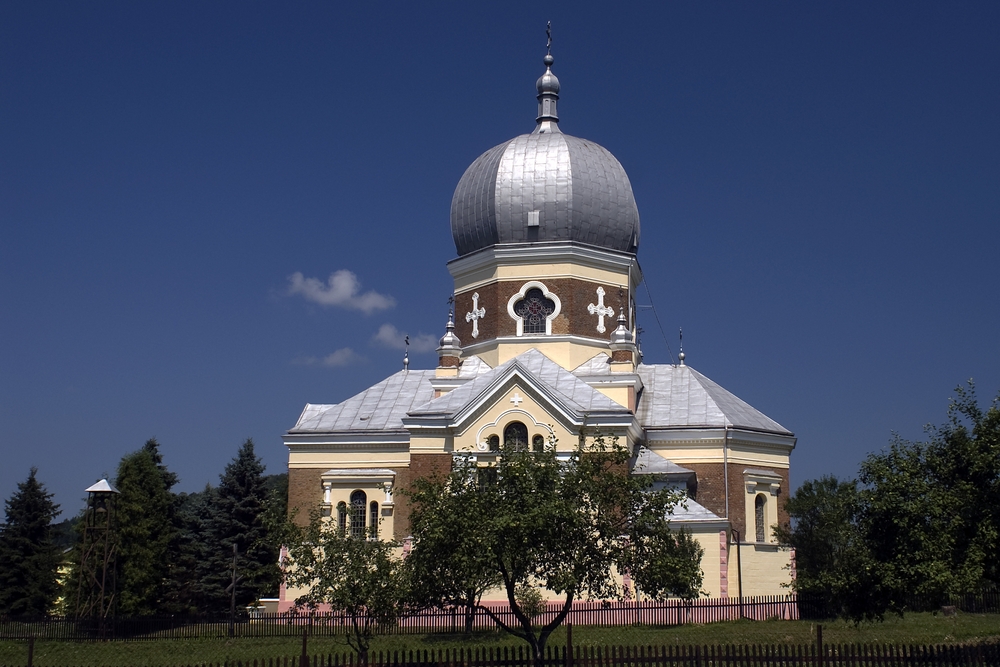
[534,23,561,134]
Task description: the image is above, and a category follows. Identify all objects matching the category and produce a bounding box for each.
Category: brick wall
[392,453,453,540]
[686,462,790,537]
[287,467,323,527]
[453,278,631,344]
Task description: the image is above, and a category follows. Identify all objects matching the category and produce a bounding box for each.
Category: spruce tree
[203,439,280,611]
[0,468,62,618]
[115,444,177,615]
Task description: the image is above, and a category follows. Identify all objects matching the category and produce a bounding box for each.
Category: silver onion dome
[450,54,641,257]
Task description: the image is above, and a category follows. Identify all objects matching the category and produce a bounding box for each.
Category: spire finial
[678,328,686,366]
[534,22,560,134]
[403,335,410,371]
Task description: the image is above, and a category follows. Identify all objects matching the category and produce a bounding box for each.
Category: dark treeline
[778,382,1000,622]
[0,438,286,618]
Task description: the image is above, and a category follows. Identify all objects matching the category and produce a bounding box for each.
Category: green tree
[405,459,501,633]
[406,436,703,665]
[202,439,281,611]
[0,468,62,618]
[775,476,888,621]
[858,382,1000,608]
[284,521,406,661]
[116,444,177,615]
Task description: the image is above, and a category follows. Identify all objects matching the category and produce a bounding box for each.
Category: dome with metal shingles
[450,54,641,257]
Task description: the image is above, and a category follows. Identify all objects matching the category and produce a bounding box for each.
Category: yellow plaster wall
[646,442,790,470]
[287,447,409,468]
[454,262,628,295]
[731,544,792,597]
[472,339,619,372]
[453,384,578,453]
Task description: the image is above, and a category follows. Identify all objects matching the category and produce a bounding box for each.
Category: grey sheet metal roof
[632,447,695,477]
[668,497,723,522]
[407,348,628,420]
[572,352,612,375]
[636,364,792,435]
[458,356,492,377]
[290,370,437,433]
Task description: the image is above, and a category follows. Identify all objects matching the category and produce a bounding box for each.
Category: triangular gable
[405,349,631,431]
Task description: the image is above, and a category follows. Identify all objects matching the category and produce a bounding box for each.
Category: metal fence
[0,597,798,641]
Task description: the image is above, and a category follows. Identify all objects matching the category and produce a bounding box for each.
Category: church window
[369,501,379,538]
[504,421,529,451]
[488,434,500,451]
[755,494,766,543]
[337,501,348,534]
[532,434,545,452]
[350,490,367,538]
[513,288,555,334]
[477,466,497,490]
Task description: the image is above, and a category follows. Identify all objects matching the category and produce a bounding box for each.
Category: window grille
[350,490,367,538]
[488,434,500,451]
[513,288,555,334]
[755,494,766,543]
[504,422,529,451]
[369,501,379,538]
[532,434,545,452]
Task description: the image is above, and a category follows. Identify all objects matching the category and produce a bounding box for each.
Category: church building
[280,51,795,610]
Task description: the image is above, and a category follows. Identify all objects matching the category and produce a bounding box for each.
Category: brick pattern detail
[686,463,790,538]
[287,467,323,527]
[392,453,453,540]
[453,278,631,344]
[438,355,460,367]
[611,349,633,363]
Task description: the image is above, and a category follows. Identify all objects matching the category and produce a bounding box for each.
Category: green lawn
[2,613,998,667]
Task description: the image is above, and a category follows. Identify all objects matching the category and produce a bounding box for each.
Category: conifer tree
[115,444,177,615]
[0,468,62,618]
[203,439,280,611]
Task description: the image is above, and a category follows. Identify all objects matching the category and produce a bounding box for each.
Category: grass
[1,613,998,666]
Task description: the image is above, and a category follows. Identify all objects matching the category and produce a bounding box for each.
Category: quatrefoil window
[513,289,555,335]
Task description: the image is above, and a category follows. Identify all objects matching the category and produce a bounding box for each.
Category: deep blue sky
[3,2,998,515]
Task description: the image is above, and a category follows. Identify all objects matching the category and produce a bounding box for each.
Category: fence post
[27,636,35,667]
[300,628,309,667]
[565,623,572,667]
[816,624,823,667]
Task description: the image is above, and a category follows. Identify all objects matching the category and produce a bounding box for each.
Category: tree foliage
[0,468,62,618]
[201,439,281,610]
[781,382,1000,622]
[406,436,703,664]
[115,442,177,616]
[284,519,406,661]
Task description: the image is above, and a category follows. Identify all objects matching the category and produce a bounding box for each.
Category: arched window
[487,434,500,451]
[350,490,367,538]
[504,422,528,451]
[513,288,555,334]
[369,501,379,538]
[337,501,348,534]
[755,494,766,543]
[532,434,545,452]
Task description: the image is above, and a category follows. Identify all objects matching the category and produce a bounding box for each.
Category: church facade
[280,52,795,609]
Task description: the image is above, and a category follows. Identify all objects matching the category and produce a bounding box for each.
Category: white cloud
[373,323,438,353]
[287,270,395,314]
[291,348,365,368]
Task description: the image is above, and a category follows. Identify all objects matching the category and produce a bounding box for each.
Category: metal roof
[632,446,695,477]
[407,348,629,420]
[289,369,437,433]
[635,364,792,435]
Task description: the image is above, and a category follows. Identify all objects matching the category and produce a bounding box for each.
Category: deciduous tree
[406,436,702,665]
[284,521,406,661]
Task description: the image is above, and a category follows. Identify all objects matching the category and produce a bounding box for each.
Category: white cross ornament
[465,292,486,338]
[510,392,524,406]
[587,286,615,334]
